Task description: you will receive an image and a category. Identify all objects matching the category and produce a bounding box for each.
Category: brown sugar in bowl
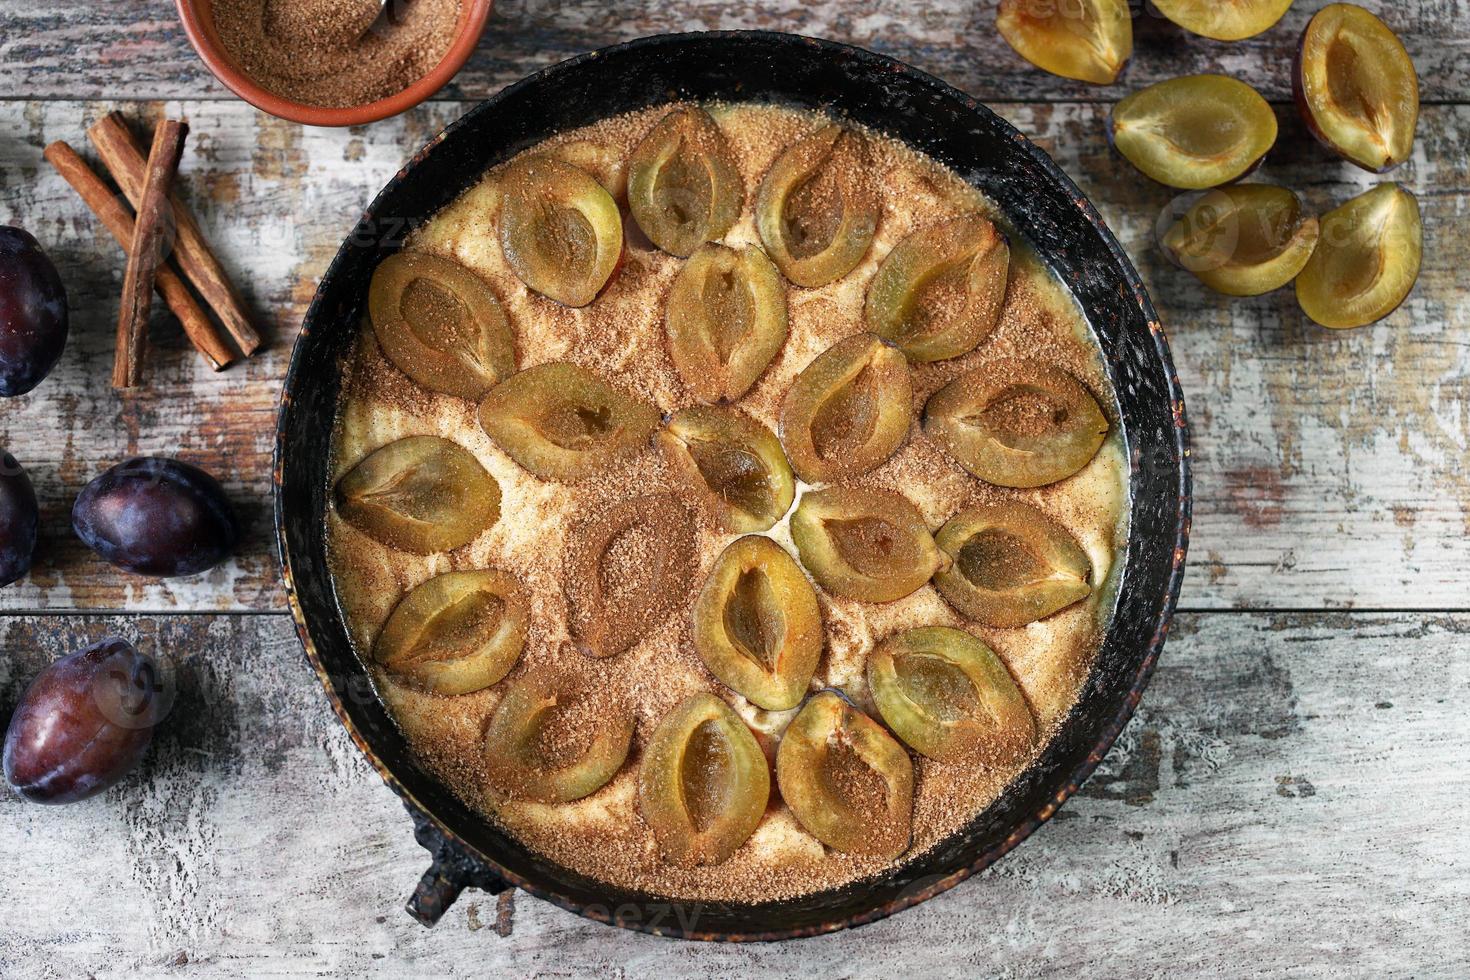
[175,0,493,126]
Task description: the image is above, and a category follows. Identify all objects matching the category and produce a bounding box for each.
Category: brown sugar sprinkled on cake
[979,385,1065,439]
[324,102,1128,902]
[562,492,698,660]
[825,740,890,814]
[520,679,614,771]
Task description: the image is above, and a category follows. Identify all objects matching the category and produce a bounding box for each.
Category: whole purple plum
[0,450,38,586]
[0,226,68,397]
[72,457,239,577]
[3,637,167,804]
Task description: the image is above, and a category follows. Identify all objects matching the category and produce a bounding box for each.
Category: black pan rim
[274,28,1192,943]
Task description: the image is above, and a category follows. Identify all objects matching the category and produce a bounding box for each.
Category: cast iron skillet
[274,30,1191,942]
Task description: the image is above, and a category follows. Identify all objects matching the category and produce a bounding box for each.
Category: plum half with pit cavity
[628,106,744,257]
[789,486,946,603]
[1296,183,1421,329]
[779,333,913,484]
[1160,184,1320,297]
[1295,4,1419,173]
[372,569,528,696]
[934,501,1093,628]
[868,626,1035,762]
[483,672,633,803]
[924,359,1107,488]
[1109,75,1278,190]
[865,215,1010,363]
[498,154,623,306]
[335,436,500,554]
[996,0,1132,85]
[692,536,823,711]
[368,251,515,401]
[563,492,697,659]
[665,242,788,403]
[755,125,880,287]
[658,406,794,533]
[1153,0,1296,42]
[776,691,914,860]
[478,362,659,481]
[638,692,771,866]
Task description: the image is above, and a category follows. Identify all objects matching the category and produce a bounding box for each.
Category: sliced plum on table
[1109,75,1278,190]
[1160,184,1319,297]
[996,0,1132,85]
[1296,183,1422,329]
[1153,0,1296,42]
[1295,4,1419,173]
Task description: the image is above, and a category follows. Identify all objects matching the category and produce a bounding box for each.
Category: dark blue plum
[72,457,239,577]
[0,450,37,586]
[3,637,166,804]
[0,226,68,397]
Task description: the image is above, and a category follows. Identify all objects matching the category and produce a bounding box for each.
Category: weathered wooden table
[2,1,1466,974]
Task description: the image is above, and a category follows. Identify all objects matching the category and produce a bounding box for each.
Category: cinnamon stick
[113,120,188,389]
[44,141,235,372]
[88,111,262,356]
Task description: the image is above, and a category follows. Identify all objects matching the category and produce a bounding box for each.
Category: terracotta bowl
[174,0,494,126]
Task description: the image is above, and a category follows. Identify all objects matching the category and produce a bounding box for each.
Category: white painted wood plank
[0,612,1464,975]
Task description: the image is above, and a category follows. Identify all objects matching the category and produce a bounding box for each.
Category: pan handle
[405,806,513,927]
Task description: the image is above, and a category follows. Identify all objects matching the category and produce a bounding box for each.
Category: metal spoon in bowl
[370,0,412,33]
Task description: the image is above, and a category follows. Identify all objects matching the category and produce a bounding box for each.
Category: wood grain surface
[4,0,1469,104]
[0,0,1465,974]
[1,612,1464,974]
